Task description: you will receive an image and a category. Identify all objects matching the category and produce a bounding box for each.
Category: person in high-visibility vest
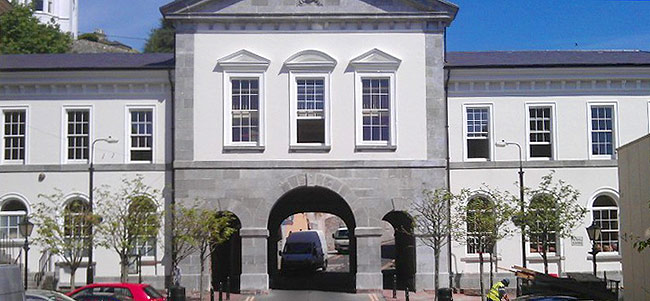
[486,278,510,301]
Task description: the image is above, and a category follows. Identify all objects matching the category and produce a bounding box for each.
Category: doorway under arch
[211,211,242,293]
[382,211,416,291]
[267,186,356,292]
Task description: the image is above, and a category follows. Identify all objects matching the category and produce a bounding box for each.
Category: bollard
[392,274,397,298]
[210,287,214,301]
[405,286,409,301]
[226,276,231,300]
[219,282,223,301]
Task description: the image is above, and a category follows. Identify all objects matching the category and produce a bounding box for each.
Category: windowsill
[527,255,563,262]
[464,158,490,162]
[528,157,553,161]
[223,145,265,153]
[289,145,331,153]
[140,257,158,265]
[0,161,25,165]
[355,145,397,152]
[587,253,621,262]
[128,161,153,164]
[460,255,502,263]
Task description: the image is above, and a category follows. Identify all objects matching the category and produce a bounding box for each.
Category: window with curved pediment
[350,49,401,151]
[284,50,337,150]
[217,50,270,151]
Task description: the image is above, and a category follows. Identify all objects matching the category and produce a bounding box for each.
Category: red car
[66,283,165,301]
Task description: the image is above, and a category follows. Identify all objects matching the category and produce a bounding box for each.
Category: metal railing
[35,250,53,287]
[0,232,17,264]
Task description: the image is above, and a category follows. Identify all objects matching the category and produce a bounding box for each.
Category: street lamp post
[586,222,602,277]
[495,140,527,268]
[87,136,119,284]
[19,217,34,290]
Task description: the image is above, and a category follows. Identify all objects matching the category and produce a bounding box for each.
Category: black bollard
[405,286,410,301]
[219,282,223,301]
[210,287,214,301]
[392,274,397,298]
[226,276,231,300]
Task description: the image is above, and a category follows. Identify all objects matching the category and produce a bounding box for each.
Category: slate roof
[0,53,174,71]
[446,50,650,68]
[2,50,650,72]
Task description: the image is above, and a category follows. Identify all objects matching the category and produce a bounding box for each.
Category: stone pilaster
[355,226,383,292]
[239,227,269,294]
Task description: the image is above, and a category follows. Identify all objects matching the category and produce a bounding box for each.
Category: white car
[332,227,350,253]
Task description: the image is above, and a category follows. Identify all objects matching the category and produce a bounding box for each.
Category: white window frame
[0,193,30,242]
[354,72,397,150]
[124,105,156,163]
[462,103,494,161]
[590,190,620,255]
[61,105,93,164]
[587,101,618,160]
[222,72,265,150]
[525,103,557,160]
[1,106,29,165]
[289,71,331,150]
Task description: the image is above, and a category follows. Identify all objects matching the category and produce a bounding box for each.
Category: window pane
[361,79,390,142]
[590,106,614,155]
[467,139,489,159]
[231,79,259,143]
[297,119,325,143]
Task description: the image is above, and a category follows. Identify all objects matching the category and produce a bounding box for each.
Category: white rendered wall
[446,67,650,279]
[192,32,428,161]
[0,70,171,286]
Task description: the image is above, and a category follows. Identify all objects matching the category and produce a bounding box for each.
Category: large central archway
[267,186,357,292]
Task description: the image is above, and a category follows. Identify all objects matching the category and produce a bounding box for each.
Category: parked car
[26,290,76,301]
[332,227,349,253]
[73,295,133,301]
[66,283,165,301]
[280,230,328,273]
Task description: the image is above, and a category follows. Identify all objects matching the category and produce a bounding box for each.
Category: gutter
[165,37,177,289]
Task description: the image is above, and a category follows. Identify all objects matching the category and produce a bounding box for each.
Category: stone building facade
[161,0,458,293]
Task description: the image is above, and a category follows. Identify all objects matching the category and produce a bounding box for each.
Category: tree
[456,186,516,300]
[94,176,163,283]
[0,2,71,54]
[32,190,100,289]
[514,172,587,274]
[169,202,236,298]
[412,188,465,295]
[191,210,236,301]
[144,18,174,53]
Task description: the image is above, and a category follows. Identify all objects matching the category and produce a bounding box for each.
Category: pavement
[195,290,482,301]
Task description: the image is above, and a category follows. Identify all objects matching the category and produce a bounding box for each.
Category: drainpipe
[443,26,454,291]
[165,28,177,289]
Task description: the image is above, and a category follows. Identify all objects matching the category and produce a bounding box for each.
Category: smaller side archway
[381,211,416,291]
[211,211,242,293]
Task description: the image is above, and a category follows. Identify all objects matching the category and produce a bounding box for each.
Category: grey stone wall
[0,265,24,301]
[173,166,447,292]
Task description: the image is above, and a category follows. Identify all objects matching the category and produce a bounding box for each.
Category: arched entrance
[382,211,416,291]
[267,186,356,292]
[211,212,242,293]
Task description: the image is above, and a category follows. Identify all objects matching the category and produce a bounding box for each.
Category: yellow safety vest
[486,281,505,301]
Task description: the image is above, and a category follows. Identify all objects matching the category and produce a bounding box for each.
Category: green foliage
[412,188,467,291]
[170,202,237,293]
[78,32,100,42]
[32,189,100,289]
[144,18,174,53]
[94,175,163,282]
[456,185,517,251]
[0,2,71,54]
[513,171,587,273]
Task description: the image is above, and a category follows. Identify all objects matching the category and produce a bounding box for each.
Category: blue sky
[79,0,650,52]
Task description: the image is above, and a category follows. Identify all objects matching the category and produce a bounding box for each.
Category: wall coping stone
[355,226,383,237]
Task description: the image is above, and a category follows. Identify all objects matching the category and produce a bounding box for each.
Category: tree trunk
[479,251,485,301]
[70,267,76,290]
[434,247,440,300]
[120,255,129,283]
[489,252,493,288]
[542,233,549,274]
[199,248,205,301]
